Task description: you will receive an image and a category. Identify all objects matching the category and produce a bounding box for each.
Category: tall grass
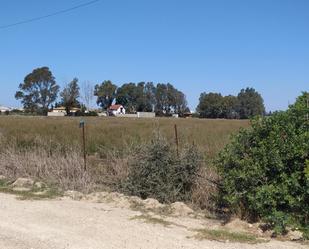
[0,139,93,192]
[0,116,249,158]
[0,116,249,207]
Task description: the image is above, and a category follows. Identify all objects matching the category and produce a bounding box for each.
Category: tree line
[15,67,189,116]
[94,81,189,116]
[14,66,266,118]
[197,88,265,119]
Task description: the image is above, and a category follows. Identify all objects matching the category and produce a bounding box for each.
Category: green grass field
[0,116,249,159]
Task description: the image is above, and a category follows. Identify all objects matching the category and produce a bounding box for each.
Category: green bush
[123,134,202,203]
[216,92,309,235]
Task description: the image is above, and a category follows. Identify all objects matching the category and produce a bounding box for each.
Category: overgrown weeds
[0,139,93,192]
[0,130,219,211]
[122,133,203,203]
[0,117,247,214]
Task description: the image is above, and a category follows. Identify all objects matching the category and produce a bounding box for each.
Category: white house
[108,104,125,116]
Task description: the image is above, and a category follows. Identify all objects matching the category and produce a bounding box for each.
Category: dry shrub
[191,165,219,211]
[122,134,202,203]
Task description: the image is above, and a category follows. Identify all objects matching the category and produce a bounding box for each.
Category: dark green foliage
[94,80,188,115]
[144,82,157,112]
[116,82,142,113]
[222,95,239,119]
[216,92,309,234]
[237,87,265,119]
[197,87,265,119]
[197,92,224,118]
[116,82,157,113]
[115,82,188,115]
[123,134,202,203]
[15,67,59,115]
[155,83,188,116]
[94,80,117,110]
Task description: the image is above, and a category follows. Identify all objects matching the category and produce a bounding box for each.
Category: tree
[116,83,139,113]
[222,95,239,119]
[155,83,187,116]
[196,88,266,119]
[15,67,59,115]
[155,83,169,115]
[135,82,147,112]
[99,81,186,115]
[237,87,265,119]
[144,82,156,112]
[81,81,94,112]
[60,78,80,115]
[115,82,158,113]
[94,80,117,110]
[173,89,188,116]
[135,82,159,112]
[197,92,224,118]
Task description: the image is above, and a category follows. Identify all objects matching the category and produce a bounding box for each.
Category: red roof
[109,104,123,110]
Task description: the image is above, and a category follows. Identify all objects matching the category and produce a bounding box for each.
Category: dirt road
[0,193,306,249]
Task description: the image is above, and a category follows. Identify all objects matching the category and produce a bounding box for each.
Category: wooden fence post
[174,124,179,157]
[79,119,87,171]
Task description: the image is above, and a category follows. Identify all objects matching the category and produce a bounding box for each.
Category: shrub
[122,133,202,203]
[216,92,309,234]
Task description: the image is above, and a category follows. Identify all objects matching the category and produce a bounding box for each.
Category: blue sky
[0,0,308,111]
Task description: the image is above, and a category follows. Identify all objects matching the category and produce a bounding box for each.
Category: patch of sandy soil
[0,193,306,249]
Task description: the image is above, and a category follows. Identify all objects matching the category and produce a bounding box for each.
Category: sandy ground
[0,193,307,249]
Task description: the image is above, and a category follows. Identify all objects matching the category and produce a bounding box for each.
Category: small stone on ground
[12,178,34,188]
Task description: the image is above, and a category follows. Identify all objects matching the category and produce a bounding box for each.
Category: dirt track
[0,193,306,249]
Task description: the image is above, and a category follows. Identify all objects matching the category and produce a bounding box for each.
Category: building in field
[137,112,155,118]
[108,104,125,116]
[183,112,193,118]
[47,106,80,116]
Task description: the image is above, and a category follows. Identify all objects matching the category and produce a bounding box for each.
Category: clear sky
[0,0,308,111]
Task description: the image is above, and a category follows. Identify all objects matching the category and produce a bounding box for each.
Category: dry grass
[0,116,249,207]
[0,116,249,158]
[193,228,265,244]
[0,141,94,192]
[191,166,219,211]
